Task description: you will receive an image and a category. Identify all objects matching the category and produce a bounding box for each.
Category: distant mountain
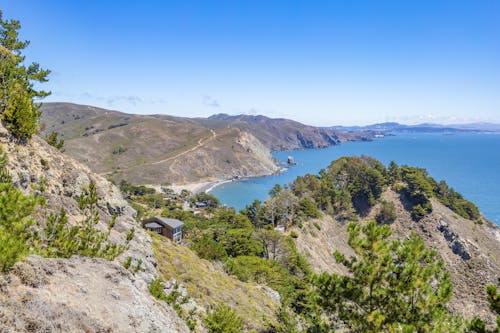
[40,104,370,185]
[40,103,279,185]
[154,113,372,151]
[327,122,500,134]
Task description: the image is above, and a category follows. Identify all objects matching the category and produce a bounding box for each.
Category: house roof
[144,222,164,229]
[142,217,184,229]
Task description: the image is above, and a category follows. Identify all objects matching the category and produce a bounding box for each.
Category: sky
[2,0,499,126]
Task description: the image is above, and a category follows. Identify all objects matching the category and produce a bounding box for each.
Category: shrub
[376,200,397,224]
[203,304,243,333]
[45,131,64,150]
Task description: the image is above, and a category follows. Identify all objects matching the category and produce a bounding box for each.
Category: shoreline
[167,166,289,195]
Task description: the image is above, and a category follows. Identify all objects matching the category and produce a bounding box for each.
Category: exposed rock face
[438,221,471,260]
[0,256,188,333]
[122,127,279,184]
[0,124,189,332]
[207,113,367,151]
[294,189,500,325]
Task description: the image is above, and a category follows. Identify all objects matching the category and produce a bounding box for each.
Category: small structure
[287,156,296,166]
[142,217,184,244]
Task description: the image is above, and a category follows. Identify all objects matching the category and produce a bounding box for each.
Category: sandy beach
[168,180,232,195]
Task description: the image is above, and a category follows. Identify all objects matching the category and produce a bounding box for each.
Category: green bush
[41,181,131,260]
[0,181,39,271]
[298,197,321,219]
[192,235,228,261]
[203,304,243,333]
[376,200,397,224]
[45,131,64,150]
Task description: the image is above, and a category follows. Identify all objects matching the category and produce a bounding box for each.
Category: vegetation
[148,278,197,331]
[0,10,50,140]
[203,304,243,333]
[0,155,40,271]
[45,131,64,150]
[41,181,131,260]
[470,281,500,332]
[0,146,131,271]
[313,221,462,332]
[375,200,397,224]
[151,233,279,331]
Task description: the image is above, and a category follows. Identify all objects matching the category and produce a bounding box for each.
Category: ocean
[209,133,500,225]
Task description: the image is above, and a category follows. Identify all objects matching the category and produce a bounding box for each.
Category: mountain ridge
[40,102,372,185]
[327,121,500,133]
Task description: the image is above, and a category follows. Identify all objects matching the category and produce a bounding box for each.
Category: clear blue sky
[3,1,499,126]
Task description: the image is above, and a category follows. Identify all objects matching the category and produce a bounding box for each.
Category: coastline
[167,166,289,195]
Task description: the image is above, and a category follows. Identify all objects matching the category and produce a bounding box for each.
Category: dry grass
[151,234,279,332]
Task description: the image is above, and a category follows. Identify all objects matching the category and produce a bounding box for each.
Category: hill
[205,113,369,151]
[40,103,279,185]
[294,191,500,324]
[40,103,371,186]
[328,121,500,134]
[0,123,190,332]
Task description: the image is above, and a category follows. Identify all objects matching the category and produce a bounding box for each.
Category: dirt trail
[98,130,217,176]
[151,129,216,165]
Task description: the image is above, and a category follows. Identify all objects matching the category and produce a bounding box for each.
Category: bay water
[209,133,500,225]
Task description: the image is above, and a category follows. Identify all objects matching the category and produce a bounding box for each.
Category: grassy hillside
[151,233,279,332]
[40,103,278,185]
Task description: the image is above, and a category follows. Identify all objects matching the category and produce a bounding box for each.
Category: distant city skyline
[3,1,499,126]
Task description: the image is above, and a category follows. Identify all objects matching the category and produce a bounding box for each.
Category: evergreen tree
[0,10,50,140]
[313,221,462,332]
[0,146,40,271]
[45,131,64,150]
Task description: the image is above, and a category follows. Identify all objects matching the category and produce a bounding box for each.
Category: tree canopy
[313,221,462,332]
[0,10,50,140]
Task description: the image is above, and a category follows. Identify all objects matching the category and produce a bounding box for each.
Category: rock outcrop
[294,189,500,325]
[0,124,190,332]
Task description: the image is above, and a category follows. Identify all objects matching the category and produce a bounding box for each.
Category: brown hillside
[40,103,279,185]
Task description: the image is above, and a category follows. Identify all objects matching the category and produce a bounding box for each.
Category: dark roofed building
[142,217,183,244]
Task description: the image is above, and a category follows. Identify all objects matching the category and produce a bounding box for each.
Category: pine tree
[313,221,463,332]
[45,131,64,150]
[0,10,50,140]
[0,146,40,271]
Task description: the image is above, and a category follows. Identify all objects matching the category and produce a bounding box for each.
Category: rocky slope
[199,113,369,151]
[0,123,190,332]
[294,189,500,325]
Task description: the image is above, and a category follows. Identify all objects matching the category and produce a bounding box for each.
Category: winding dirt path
[151,129,216,165]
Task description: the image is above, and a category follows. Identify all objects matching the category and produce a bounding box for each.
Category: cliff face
[206,113,369,151]
[294,189,500,325]
[0,124,190,332]
[118,127,279,185]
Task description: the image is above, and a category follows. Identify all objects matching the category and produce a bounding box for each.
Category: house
[142,217,184,244]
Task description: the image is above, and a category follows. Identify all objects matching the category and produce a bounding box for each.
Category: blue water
[209,134,500,225]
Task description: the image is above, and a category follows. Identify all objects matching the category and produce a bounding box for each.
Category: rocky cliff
[294,189,500,325]
[0,123,190,332]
